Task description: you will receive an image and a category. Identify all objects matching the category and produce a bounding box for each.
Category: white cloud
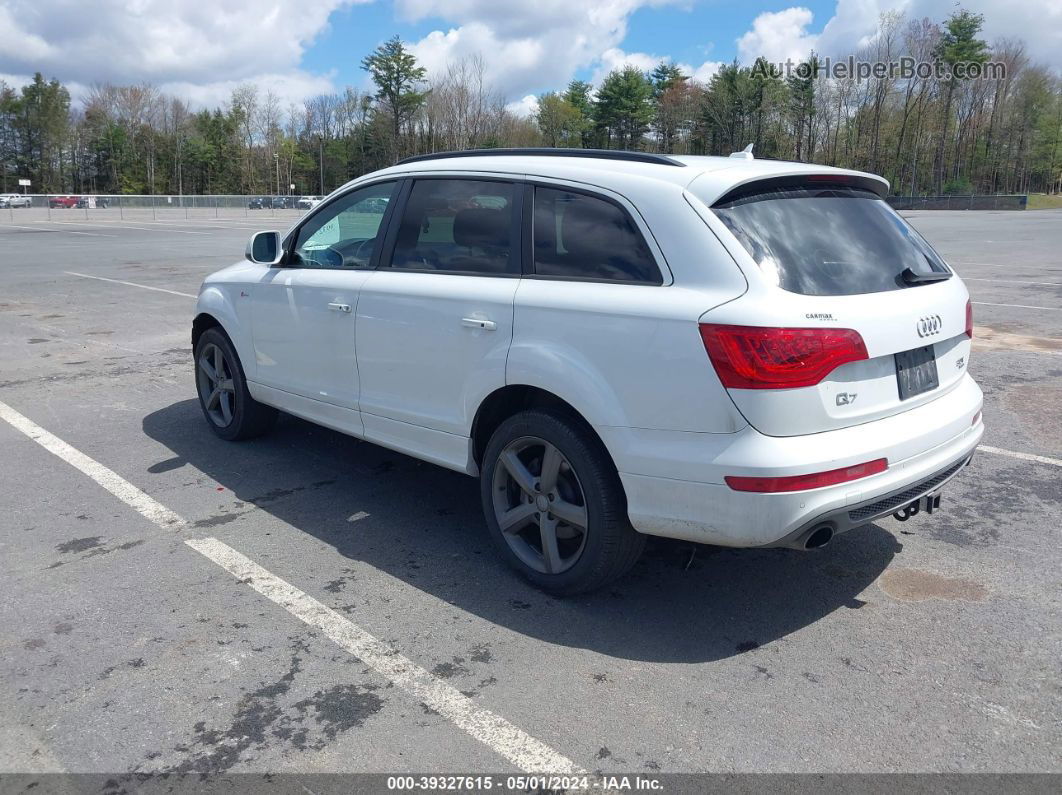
[401,1,688,99]
[681,60,724,84]
[737,7,819,65]
[0,0,369,107]
[894,0,1062,69]
[0,73,32,90]
[589,47,722,87]
[8,0,1056,118]
[158,73,340,110]
[736,1,1062,69]
[409,23,546,96]
[590,47,667,85]
[505,94,539,118]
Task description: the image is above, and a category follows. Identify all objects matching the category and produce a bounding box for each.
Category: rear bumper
[762,450,974,549]
[609,374,983,547]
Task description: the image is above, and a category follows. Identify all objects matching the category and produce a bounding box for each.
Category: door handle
[328,302,351,313]
[461,317,496,331]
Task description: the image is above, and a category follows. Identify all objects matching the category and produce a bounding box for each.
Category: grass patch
[1027,194,1062,210]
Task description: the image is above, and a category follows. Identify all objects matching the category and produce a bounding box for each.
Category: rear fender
[505,341,629,430]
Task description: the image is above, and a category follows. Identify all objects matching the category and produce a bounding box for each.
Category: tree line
[1,8,1059,197]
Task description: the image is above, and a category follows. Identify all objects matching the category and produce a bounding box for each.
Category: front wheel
[194,327,277,441]
[480,409,645,595]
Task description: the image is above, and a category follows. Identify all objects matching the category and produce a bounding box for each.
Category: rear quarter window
[711,184,950,296]
[533,187,661,284]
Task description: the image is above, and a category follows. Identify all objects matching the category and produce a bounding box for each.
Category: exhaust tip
[804,525,834,550]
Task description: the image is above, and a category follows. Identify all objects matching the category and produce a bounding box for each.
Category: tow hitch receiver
[894,492,942,522]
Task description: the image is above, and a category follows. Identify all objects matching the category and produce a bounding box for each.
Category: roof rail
[397,148,686,167]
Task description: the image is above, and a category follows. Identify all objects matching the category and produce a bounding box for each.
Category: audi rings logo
[917,314,943,337]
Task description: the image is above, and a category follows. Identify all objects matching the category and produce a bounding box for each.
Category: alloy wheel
[491,436,589,574]
[196,342,237,427]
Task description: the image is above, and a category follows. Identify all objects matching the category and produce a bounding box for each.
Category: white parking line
[188,537,584,775]
[47,220,210,235]
[973,301,1062,312]
[0,400,187,529]
[0,398,583,776]
[2,223,116,237]
[65,271,196,299]
[134,220,264,227]
[979,445,1062,468]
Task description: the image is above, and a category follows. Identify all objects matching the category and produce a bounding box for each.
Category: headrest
[453,208,508,249]
[554,208,603,260]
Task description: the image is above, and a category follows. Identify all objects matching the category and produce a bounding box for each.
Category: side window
[292,182,396,269]
[388,179,517,274]
[533,187,661,284]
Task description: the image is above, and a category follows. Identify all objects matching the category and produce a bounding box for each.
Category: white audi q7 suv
[192,148,983,594]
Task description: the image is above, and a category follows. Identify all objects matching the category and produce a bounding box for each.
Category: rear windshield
[711,185,950,296]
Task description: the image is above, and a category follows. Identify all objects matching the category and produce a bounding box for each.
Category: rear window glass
[711,185,950,296]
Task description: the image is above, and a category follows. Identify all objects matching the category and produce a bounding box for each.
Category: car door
[355,177,522,470]
[250,180,398,411]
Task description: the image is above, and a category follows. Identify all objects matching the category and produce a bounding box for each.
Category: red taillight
[965,299,973,338]
[725,458,888,493]
[699,324,868,389]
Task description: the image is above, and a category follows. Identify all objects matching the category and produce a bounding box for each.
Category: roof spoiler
[712,173,890,205]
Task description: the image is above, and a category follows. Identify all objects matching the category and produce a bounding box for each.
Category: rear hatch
[695,176,973,437]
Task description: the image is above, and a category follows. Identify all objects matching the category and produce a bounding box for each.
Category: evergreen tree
[361,36,428,162]
[932,10,990,191]
[536,92,584,147]
[562,80,594,148]
[593,67,655,150]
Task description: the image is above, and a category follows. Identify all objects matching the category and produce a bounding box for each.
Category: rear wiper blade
[901,267,952,284]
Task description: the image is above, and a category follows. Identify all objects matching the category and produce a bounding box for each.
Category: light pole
[273,152,280,197]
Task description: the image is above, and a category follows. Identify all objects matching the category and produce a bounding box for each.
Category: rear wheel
[480,409,645,595]
[194,327,277,441]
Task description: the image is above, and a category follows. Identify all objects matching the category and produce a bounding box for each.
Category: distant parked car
[0,193,31,208]
[297,195,323,210]
[272,195,297,209]
[75,196,109,209]
[360,197,390,214]
[49,195,80,208]
[248,197,270,210]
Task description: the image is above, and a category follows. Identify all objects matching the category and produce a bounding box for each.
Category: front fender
[195,283,254,378]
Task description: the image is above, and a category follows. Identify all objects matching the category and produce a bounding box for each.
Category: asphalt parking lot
[0,209,1059,778]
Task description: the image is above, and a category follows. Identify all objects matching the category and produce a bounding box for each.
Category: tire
[193,327,277,441]
[480,408,645,595]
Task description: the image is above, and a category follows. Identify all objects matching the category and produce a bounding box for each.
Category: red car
[48,195,80,208]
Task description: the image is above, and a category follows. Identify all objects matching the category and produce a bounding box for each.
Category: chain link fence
[886,195,1028,211]
[1,192,1032,223]
[0,194,317,222]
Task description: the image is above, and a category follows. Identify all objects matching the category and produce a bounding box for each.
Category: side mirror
[246,231,284,265]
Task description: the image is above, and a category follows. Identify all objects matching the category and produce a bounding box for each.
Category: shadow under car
[142,399,900,664]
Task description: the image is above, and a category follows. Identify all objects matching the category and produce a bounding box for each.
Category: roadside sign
[18,179,30,186]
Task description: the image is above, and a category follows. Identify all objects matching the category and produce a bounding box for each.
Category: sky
[1,0,1060,116]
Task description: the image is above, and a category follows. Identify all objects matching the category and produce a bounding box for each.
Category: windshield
[711,184,950,296]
